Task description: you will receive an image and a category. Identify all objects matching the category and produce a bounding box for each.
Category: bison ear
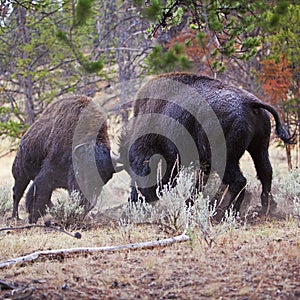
[111,150,123,173]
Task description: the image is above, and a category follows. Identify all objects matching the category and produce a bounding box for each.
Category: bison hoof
[260,199,277,216]
[213,208,226,224]
[7,215,21,222]
[128,186,143,203]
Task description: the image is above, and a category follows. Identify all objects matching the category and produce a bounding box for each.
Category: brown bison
[12,95,117,223]
[119,73,294,220]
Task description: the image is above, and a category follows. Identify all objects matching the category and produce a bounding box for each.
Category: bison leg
[12,177,30,219]
[28,175,53,223]
[248,148,276,215]
[129,185,139,203]
[25,183,35,214]
[26,183,54,214]
[216,164,247,221]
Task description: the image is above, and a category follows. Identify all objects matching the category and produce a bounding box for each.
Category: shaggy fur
[119,73,293,219]
[12,96,115,223]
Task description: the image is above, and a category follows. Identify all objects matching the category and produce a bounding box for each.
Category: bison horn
[72,143,87,162]
[110,150,123,173]
[110,150,120,161]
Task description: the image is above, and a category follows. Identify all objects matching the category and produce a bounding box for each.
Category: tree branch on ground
[0,232,189,269]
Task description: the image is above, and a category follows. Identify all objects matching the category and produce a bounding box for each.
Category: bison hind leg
[248,146,277,216]
[12,176,31,219]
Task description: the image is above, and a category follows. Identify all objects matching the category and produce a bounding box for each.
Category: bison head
[122,134,179,203]
[73,142,122,205]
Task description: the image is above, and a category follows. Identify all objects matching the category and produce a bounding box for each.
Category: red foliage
[259,55,293,107]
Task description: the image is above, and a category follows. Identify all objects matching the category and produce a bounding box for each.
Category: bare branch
[0,233,189,269]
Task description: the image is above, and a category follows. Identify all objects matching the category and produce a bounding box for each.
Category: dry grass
[0,142,299,299]
[0,220,300,299]
[0,153,14,186]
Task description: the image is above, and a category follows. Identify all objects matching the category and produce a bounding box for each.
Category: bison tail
[275,123,296,145]
[251,102,295,144]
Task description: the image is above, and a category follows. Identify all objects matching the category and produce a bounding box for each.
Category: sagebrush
[121,169,239,246]
[47,190,85,229]
[0,182,12,214]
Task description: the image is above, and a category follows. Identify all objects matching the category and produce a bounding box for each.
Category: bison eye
[143,160,149,165]
[132,159,150,176]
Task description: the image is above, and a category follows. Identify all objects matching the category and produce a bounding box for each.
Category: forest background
[0,3,299,298]
[0,0,299,169]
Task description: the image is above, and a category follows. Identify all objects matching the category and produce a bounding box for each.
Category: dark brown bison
[119,73,294,220]
[12,95,117,223]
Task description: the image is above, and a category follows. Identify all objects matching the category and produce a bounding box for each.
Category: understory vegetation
[0,181,12,215]
[1,167,299,236]
[0,165,299,299]
[0,1,299,298]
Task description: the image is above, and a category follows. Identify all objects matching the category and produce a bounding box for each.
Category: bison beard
[119,73,294,221]
[12,96,116,223]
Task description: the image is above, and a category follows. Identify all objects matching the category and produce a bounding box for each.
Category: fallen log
[0,232,189,269]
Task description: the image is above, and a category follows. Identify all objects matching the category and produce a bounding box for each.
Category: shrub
[275,169,300,201]
[47,190,85,229]
[293,197,300,218]
[120,168,239,245]
[0,182,12,214]
[272,169,300,217]
[122,196,158,224]
[156,169,194,232]
[119,193,159,241]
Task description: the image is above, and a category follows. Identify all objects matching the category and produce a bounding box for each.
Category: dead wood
[0,232,189,269]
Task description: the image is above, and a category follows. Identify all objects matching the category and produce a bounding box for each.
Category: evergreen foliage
[145,43,192,74]
[0,0,298,148]
[55,0,104,74]
[135,0,293,72]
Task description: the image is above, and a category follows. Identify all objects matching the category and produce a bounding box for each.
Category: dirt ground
[0,147,299,299]
[0,217,300,300]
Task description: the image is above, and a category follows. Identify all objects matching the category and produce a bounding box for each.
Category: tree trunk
[294,108,299,168]
[285,144,293,171]
[17,6,35,125]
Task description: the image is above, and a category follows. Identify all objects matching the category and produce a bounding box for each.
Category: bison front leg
[129,185,140,203]
[26,183,54,214]
[28,175,53,223]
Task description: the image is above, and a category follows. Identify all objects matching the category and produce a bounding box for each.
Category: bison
[119,73,294,220]
[12,95,118,223]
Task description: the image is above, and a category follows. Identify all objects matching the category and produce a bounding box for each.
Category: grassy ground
[0,219,299,299]
[0,145,299,299]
